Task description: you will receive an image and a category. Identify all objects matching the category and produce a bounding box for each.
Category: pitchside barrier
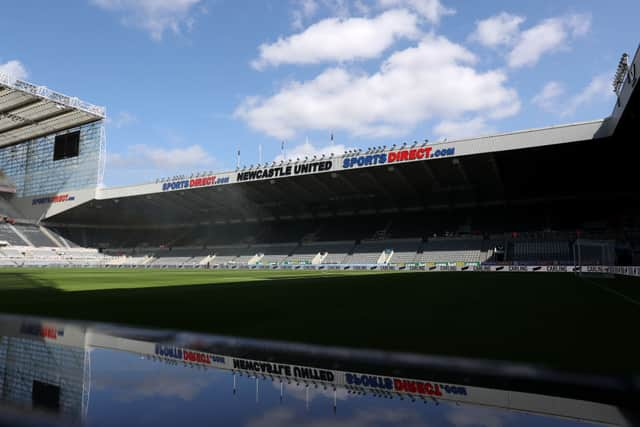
[169,263,640,276]
[2,263,640,277]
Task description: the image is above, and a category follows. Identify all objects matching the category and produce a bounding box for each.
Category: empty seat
[14,225,57,247]
[254,243,298,264]
[0,224,25,246]
[511,239,571,263]
[416,237,485,264]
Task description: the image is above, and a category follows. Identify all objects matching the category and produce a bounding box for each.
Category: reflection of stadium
[0,316,636,426]
[1,47,639,270]
[0,320,90,421]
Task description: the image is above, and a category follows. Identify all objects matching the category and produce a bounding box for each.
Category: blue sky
[90,348,591,427]
[0,0,638,186]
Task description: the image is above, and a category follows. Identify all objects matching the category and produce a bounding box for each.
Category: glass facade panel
[0,121,104,197]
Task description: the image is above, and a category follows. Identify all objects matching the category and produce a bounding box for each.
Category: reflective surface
[0,314,637,427]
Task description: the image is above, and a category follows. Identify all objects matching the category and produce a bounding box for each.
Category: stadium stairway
[0,223,27,246]
[312,252,326,265]
[7,223,32,246]
[249,253,263,265]
[40,226,68,248]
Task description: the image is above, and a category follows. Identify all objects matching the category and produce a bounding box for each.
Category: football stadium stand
[0,223,24,246]
[511,239,572,264]
[344,240,395,265]
[384,238,422,264]
[416,237,487,265]
[286,240,354,265]
[0,46,639,271]
[254,243,298,264]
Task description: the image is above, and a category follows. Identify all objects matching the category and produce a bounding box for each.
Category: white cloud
[469,12,525,48]
[321,0,351,18]
[377,0,455,24]
[275,140,351,162]
[94,369,213,401]
[353,0,370,15]
[0,60,28,80]
[507,13,591,68]
[237,35,520,139]
[434,117,494,140]
[107,111,138,128]
[290,0,453,23]
[562,74,611,116]
[270,381,350,403]
[91,0,204,40]
[566,13,592,37]
[253,9,421,69]
[532,81,565,111]
[532,74,613,117]
[109,143,216,170]
[291,0,319,29]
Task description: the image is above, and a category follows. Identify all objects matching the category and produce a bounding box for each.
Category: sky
[89,348,590,427]
[0,0,638,187]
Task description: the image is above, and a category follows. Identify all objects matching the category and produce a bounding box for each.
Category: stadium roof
[48,123,629,226]
[0,72,105,148]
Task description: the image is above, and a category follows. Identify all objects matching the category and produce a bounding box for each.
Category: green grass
[0,268,378,291]
[0,268,639,374]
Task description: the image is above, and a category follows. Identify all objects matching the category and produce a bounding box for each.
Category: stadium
[0,42,639,375]
[1,48,639,272]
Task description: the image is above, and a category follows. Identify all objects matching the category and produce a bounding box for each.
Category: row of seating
[0,223,67,248]
[512,239,572,263]
[0,247,108,267]
[103,238,493,267]
[1,234,615,268]
[0,223,24,246]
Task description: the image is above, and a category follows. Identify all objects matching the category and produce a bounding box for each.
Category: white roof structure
[0,72,105,148]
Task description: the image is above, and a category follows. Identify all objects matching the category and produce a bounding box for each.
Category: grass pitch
[0,268,639,374]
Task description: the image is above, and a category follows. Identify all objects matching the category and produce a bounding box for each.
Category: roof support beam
[0,107,73,134]
[419,161,440,190]
[334,173,363,195]
[361,171,395,204]
[389,166,422,200]
[0,97,41,116]
[306,174,334,198]
[453,158,471,186]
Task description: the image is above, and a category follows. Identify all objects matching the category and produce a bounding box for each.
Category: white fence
[2,259,640,276]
